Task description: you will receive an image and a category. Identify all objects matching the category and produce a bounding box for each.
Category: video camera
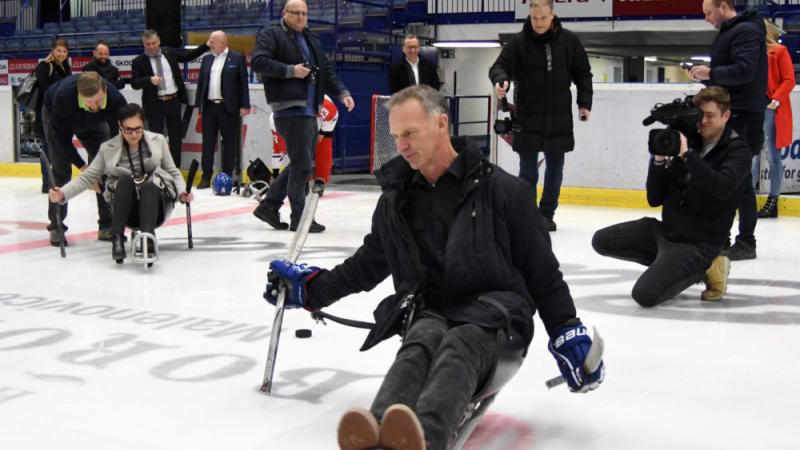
[642,96,702,156]
[303,62,319,82]
[494,96,518,135]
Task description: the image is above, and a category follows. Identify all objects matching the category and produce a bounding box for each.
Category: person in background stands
[753,19,795,218]
[195,30,251,189]
[131,29,209,167]
[388,34,442,94]
[42,72,127,246]
[34,37,72,193]
[82,41,126,90]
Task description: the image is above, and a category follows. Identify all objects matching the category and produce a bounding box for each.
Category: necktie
[151,50,166,92]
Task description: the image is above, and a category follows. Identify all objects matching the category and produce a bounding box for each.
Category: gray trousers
[370,311,499,450]
[266,115,318,223]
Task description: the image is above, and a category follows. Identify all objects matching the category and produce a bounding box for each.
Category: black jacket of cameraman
[646,125,751,251]
[705,9,768,113]
[488,16,592,154]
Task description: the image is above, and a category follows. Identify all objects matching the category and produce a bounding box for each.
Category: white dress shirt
[407,57,419,85]
[207,47,228,101]
[148,53,178,96]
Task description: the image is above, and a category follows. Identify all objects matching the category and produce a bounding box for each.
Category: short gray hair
[142,29,159,40]
[386,85,449,117]
[530,0,553,9]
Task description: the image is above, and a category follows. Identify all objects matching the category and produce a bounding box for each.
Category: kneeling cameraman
[592,86,750,306]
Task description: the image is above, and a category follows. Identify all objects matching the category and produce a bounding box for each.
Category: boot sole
[379,404,425,450]
[337,407,379,450]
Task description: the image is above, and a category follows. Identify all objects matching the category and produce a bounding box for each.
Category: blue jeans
[518,151,565,219]
[265,115,318,223]
[752,107,783,197]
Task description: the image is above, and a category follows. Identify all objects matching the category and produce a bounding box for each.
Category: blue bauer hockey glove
[548,320,605,393]
[263,260,321,309]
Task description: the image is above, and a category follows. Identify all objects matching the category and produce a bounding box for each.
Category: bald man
[195,30,251,187]
[82,42,125,89]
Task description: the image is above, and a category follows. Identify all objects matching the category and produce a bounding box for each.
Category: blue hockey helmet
[212,172,233,196]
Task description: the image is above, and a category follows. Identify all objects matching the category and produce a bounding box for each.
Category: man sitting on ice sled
[264,85,604,450]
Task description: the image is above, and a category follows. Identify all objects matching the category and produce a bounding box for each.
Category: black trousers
[43,108,113,232]
[110,175,165,235]
[729,111,765,246]
[370,311,498,450]
[200,102,240,176]
[145,97,183,167]
[592,217,716,307]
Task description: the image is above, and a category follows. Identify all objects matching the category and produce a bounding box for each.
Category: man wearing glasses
[251,0,355,233]
[41,72,128,246]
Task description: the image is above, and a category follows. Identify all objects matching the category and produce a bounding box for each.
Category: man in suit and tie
[388,34,442,94]
[131,29,209,167]
[195,30,251,188]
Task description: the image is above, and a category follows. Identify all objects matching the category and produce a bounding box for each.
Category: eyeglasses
[122,126,144,135]
[286,10,308,17]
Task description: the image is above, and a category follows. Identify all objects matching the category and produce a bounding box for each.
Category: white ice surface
[0,177,798,450]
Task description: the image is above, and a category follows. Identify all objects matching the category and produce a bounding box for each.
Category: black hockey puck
[295,329,312,338]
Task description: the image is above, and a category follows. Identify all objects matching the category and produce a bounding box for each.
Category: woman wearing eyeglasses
[48,103,193,263]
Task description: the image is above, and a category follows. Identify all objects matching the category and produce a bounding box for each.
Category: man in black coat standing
[194,30,251,188]
[593,86,751,306]
[388,34,441,94]
[263,86,603,450]
[131,29,209,167]
[82,42,125,90]
[688,0,768,261]
[489,0,592,232]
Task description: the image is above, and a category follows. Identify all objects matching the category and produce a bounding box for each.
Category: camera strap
[125,142,149,200]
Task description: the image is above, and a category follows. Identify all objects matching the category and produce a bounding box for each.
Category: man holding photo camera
[592,87,751,306]
[251,0,354,233]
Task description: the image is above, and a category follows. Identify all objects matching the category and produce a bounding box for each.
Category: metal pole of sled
[260,179,325,395]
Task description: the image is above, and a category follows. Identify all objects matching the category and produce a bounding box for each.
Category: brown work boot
[337,407,379,450]
[701,255,731,301]
[379,404,426,450]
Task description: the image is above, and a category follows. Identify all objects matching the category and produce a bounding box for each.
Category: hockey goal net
[370,95,399,173]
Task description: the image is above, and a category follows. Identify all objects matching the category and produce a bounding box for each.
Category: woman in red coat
[755,20,795,218]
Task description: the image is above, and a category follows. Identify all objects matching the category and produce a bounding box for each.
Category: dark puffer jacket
[647,125,751,251]
[706,9,768,113]
[307,140,578,351]
[489,16,592,154]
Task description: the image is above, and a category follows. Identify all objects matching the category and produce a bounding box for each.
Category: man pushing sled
[264,85,604,450]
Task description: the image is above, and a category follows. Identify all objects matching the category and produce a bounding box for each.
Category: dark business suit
[131,44,209,166]
[388,56,441,94]
[195,49,251,178]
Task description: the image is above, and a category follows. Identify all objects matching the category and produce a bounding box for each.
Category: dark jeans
[730,111,764,246]
[34,104,50,190]
[146,97,183,167]
[265,115,317,223]
[201,102,240,176]
[43,108,113,232]
[111,175,165,235]
[370,312,498,450]
[518,150,565,219]
[592,217,716,307]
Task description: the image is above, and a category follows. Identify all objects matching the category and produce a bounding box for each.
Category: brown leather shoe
[379,404,426,450]
[337,407,379,450]
[197,176,211,189]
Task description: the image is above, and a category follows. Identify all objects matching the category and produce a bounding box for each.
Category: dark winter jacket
[489,16,592,154]
[252,19,350,111]
[44,74,128,168]
[34,60,71,111]
[388,55,441,94]
[705,9,768,113]
[130,44,209,114]
[646,125,751,251]
[307,140,577,351]
[82,58,125,90]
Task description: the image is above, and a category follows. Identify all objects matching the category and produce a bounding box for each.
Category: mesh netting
[370,95,398,173]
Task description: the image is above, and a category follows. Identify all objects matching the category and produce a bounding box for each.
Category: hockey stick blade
[260,179,326,395]
[40,151,66,258]
[185,160,199,249]
[545,326,604,389]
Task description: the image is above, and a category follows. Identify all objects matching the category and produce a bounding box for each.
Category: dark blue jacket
[195,49,251,115]
[706,9,768,113]
[44,74,128,168]
[251,19,349,111]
